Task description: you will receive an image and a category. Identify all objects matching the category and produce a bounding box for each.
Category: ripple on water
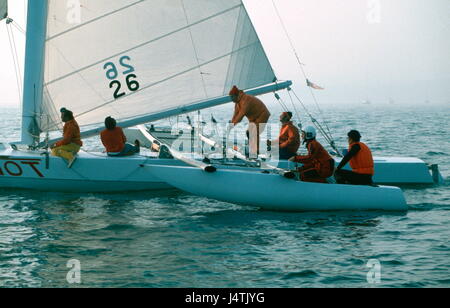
[282,270,319,280]
[0,106,449,287]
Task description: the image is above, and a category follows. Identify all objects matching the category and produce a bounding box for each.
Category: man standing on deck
[334,130,374,185]
[229,85,270,158]
[289,126,335,183]
[267,112,300,160]
[51,108,82,168]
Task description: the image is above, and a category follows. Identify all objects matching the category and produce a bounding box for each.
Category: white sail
[0,0,7,21]
[39,0,276,132]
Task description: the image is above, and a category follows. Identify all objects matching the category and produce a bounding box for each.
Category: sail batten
[40,0,277,133]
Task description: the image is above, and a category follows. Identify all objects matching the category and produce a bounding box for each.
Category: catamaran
[0,0,292,192]
[0,0,442,209]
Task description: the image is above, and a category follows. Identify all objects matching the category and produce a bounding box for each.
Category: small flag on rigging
[306,79,324,90]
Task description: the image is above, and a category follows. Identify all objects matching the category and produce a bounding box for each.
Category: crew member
[100,116,140,157]
[51,108,82,168]
[335,130,374,185]
[268,112,300,160]
[289,126,334,183]
[229,85,270,158]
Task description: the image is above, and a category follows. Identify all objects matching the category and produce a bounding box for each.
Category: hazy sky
[0,0,449,107]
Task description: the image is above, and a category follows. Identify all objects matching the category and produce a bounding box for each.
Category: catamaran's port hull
[147,165,409,212]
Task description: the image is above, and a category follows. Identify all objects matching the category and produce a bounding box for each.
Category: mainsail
[38,0,278,134]
[0,0,7,21]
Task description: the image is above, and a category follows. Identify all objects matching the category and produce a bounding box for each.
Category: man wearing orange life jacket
[51,108,83,168]
[100,116,140,157]
[335,130,374,185]
[229,85,270,158]
[268,112,300,160]
[289,126,335,183]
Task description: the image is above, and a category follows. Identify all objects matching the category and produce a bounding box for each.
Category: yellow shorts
[51,143,81,161]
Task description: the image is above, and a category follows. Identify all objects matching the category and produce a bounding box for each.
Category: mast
[21,0,48,146]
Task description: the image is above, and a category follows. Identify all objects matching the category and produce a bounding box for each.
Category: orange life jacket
[55,119,83,147]
[295,139,334,178]
[349,142,374,175]
[279,122,300,153]
[231,93,270,125]
[101,127,126,153]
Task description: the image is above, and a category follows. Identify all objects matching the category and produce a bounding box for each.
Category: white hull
[0,148,178,192]
[147,165,408,212]
[126,127,439,185]
[277,157,437,185]
[0,145,440,193]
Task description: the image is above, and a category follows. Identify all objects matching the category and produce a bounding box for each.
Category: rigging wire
[274,92,289,112]
[11,19,25,34]
[9,25,22,94]
[289,88,341,155]
[270,0,337,149]
[285,88,303,128]
[6,19,23,105]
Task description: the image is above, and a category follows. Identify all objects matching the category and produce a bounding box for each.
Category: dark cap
[105,116,117,130]
[348,130,362,141]
[281,111,293,120]
[60,107,74,120]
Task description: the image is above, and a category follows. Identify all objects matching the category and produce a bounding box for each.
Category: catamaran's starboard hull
[147,165,408,212]
[126,127,438,185]
[277,157,436,185]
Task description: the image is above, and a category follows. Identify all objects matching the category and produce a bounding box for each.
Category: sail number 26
[103,56,140,99]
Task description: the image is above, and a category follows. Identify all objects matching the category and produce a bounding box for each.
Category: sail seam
[44,4,243,87]
[180,0,208,98]
[46,0,146,41]
[46,39,108,104]
[224,6,244,93]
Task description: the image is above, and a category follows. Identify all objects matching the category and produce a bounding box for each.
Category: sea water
[0,104,449,288]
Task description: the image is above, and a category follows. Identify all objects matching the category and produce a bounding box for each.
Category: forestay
[40,0,276,132]
[0,0,7,21]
